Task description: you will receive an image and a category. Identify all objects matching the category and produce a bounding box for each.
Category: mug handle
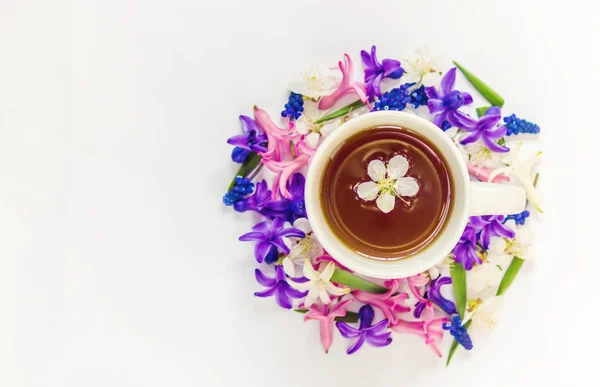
[469,182,527,216]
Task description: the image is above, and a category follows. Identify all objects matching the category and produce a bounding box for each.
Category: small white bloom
[489,143,542,212]
[281,218,323,276]
[464,296,504,331]
[295,102,361,148]
[503,219,534,259]
[288,66,340,100]
[401,46,442,87]
[288,259,350,307]
[356,155,420,213]
[467,249,511,293]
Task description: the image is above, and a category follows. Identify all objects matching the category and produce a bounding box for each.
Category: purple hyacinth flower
[452,224,480,270]
[262,173,306,223]
[336,304,392,354]
[429,276,457,315]
[239,217,305,263]
[470,215,515,249]
[361,45,404,101]
[234,180,272,214]
[451,106,510,153]
[425,68,473,129]
[227,115,268,163]
[254,265,308,309]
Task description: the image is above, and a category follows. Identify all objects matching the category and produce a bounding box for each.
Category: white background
[1,1,598,386]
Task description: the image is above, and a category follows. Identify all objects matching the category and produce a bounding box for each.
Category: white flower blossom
[288,65,340,100]
[288,259,350,307]
[489,143,542,212]
[295,103,364,148]
[467,240,512,293]
[356,155,420,213]
[464,296,504,331]
[401,46,442,87]
[282,218,323,276]
[503,219,534,260]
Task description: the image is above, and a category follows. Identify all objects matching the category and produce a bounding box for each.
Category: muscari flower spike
[505,210,530,225]
[443,314,473,350]
[281,92,304,120]
[227,115,268,163]
[239,217,305,264]
[223,177,255,206]
[410,85,429,108]
[336,304,392,354]
[254,265,308,309]
[503,114,540,136]
[371,83,414,112]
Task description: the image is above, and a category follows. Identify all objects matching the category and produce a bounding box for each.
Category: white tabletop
[1,1,597,386]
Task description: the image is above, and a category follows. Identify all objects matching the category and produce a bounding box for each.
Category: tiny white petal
[320,120,340,138]
[303,288,319,307]
[288,81,316,99]
[356,181,379,201]
[302,259,318,281]
[319,262,336,282]
[293,218,312,235]
[376,192,396,213]
[488,237,507,255]
[367,159,387,182]
[421,71,442,87]
[304,131,320,149]
[394,177,420,197]
[294,117,311,135]
[326,282,350,296]
[319,288,331,304]
[387,155,409,179]
[282,257,295,277]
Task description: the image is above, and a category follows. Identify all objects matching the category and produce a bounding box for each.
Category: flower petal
[254,241,272,263]
[326,282,350,296]
[319,262,336,281]
[387,155,409,179]
[441,68,457,95]
[367,159,386,182]
[305,131,320,149]
[304,288,319,307]
[393,177,419,197]
[282,257,295,276]
[302,258,318,281]
[255,269,276,287]
[336,321,361,339]
[319,288,331,304]
[376,192,396,213]
[346,335,366,354]
[320,120,340,137]
[275,288,293,309]
[292,218,312,234]
[356,181,379,201]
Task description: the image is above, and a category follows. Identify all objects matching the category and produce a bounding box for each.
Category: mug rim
[305,111,470,279]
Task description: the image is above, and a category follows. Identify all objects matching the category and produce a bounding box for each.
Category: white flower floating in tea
[356,155,420,213]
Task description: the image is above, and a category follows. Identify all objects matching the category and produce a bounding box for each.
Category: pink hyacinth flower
[391,317,448,358]
[353,279,410,326]
[262,139,315,199]
[254,106,299,162]
[318,54,369,110]
[467,164,510,183]
[304,299,352,353]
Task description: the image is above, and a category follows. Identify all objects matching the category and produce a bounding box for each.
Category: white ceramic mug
[305,111,526,279]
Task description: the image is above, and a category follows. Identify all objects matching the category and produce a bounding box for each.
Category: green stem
[227,152,262,190]
[315,99,366,124]
[330,268,388,294]
[248,162,264,181]
[476,106,491,117]
[450,262,467,319]
[453,61,505,107]
[496,257,524,296]
[294,309,359,323]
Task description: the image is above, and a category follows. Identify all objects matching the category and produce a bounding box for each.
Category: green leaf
[330,268,388,294]
[227,152,261,190]
[446,320,472,366]
[496,257,524,296]
[450,262,467,319]
[453,61,505,107]
[294,309,359,323]
[315,99,366,124]
[476,106,491,117]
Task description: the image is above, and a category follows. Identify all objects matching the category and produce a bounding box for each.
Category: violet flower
[336,304,392,354]
[429,276,457,315]
[353,279,410,326]
[262,173,306,222]
[239,218,305,264]
[470,215,515,249]
[451,106,509,153]
[414,276,456,319]
[452,224,480,270]
[254,265,308,309]
[227,115,268,163]
[425,68,473,129]
[234,180,272,214]
[361,45,404,101]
